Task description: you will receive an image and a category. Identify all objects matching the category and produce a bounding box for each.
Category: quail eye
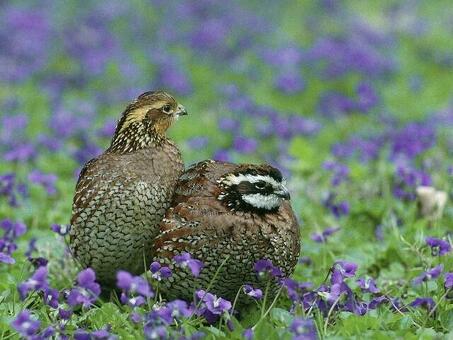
[162,104,172,113]
[254,181,266,190]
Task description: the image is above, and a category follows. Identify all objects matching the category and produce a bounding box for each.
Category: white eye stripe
[241,193,281,210]
[223,174,281,188]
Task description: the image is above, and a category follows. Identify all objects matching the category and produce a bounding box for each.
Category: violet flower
[187,136,209,150]
[148,300,193,325]
[51,224,70,236]
[11,310,40,338]
[412,264,444,285]
[323,193,350,218]
[368,296,388,309]
[149,262,172,281]
[18,266,49,300]
[233,136,258,154]
[28,170,57,195]
[323,161,349,186]
[356,277,379,293]
[254,259,283,278]
[332,261,358,282]
[0,252,15,264]
[195,289,232,323]
[243,328,254,340]
[425,237,451,256]
[116,271,153,299]
[289,317,318,340]
[143,324,168,340]
[243,284,263,300]
[67,268,101,308]
[173,252,204,277]
[410,297,435,311]
[283,278,313,306]
[444,273,453,290]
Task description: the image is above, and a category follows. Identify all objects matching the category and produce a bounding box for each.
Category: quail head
[69,91,187,288]
[153,160,300,304]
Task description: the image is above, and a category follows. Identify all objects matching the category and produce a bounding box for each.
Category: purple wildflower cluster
[2,0,452,338]
[0,173,27,207]
[13,262,116,339]
[0,219,27,264]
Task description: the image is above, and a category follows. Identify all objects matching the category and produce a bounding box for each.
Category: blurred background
[1,0,452,225]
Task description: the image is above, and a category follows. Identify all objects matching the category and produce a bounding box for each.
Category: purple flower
[311,226,340,243]
[120,293,146,307]
[28,170,57,195]
[67,268,101,308]
[243,328,254,340]
[332,261,358,283]
[233,136,258,154]
[173,252,204,277]
[149,299,193,325]
[11,310,40,337]
[262,45,303,67]
[0,114,28,144]
[391,122,436,159]
[0,252,15,264]
[254,259,283,278]
[212,149,231,162]
[412,264,444,285]
[29,257,48,268]
[323,194,350,218]
[18,266,49,300]
[368,296,388,309]
[282,278,313,305]
[143,324,168,340]
[444,272,453,289]
[51,224,70,236]
[187,136,209,150]
[289,317,317,340]
[218,117,240,132]
[0,173,17,205]
[58,308,73,320]
[196,290,232,323]
[243,284,263,300]
[318,91,356,118]
[44,288,60,308]
[116,271,153,298]
[356,82,378,112]
[323,161,349,186]
[393,163,432,200]
[149,262,172,281]
[356,277,379,293]
[1,219,27,237]
[4,143,37,162]
[425,237,451,256]
[274,71,305,94]
[410,297,435,311]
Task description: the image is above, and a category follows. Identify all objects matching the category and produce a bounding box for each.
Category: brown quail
[69,91,187,288]
[153,160,300,303]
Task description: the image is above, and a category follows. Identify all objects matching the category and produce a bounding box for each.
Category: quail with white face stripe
[153,160,300,305]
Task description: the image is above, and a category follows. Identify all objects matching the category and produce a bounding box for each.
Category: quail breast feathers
[69,91,187,287]
[153,160,300,303]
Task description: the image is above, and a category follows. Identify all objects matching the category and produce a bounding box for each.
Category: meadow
[0,1,452,339]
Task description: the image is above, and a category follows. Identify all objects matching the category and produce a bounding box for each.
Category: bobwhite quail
[153,160,300,303]
[69,91,187,288]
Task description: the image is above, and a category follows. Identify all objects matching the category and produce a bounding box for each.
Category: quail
[153,160,300,303]
[69,91,187,288]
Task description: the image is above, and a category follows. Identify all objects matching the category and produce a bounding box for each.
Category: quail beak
[275,184,291,200]
[175,104,188,117]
